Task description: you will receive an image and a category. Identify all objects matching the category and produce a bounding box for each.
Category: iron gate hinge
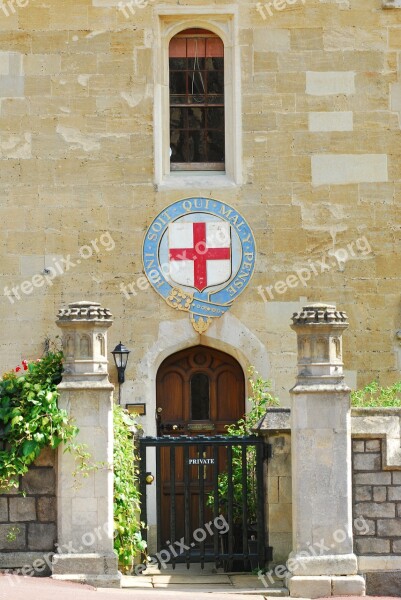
[263,444,272,460]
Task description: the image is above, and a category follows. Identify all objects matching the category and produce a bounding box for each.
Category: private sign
[142,198,256,333]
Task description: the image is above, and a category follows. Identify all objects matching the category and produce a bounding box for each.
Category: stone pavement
[0,574,400,600]
[122,564,286,595]
[0,575,272,600]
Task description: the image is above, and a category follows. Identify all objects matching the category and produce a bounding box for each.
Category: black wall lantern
[111,341,130,403]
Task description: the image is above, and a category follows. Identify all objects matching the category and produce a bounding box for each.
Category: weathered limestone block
[0,51,24,97]
[0,498,8,521]
[9,497,36,522]
[353,452,381,470]
[311,154,388,186]
[33,448,56,467]
[377,519,401,536]
[388,486,401,500]
[366,571,401,596]
[0,524,26,551]
[332,575,366,596]
[355,537,390,554]
[0,551,53,573]
[21,468,55,495]
[37,497,57,522]
[373,486,387,502]
[306,71,355,95]
[355,486,372,502]
[28,524,57,550]
[288,575,331,599]
[366,440,381,452]
[308,111,353,132]
[354,502,395,518]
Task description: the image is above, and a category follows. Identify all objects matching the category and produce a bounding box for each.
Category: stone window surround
[153,5,243,189]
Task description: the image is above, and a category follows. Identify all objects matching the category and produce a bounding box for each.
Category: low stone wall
[255,408,292,565]
[257,406,401,596]
[353,437,401,556]
[352,408,401,596]
[0,447,57,574]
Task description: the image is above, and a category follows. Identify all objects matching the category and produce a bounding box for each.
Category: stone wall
[1,0,401,415]
[0,447,57,572]
[352,408,401,595]
[255,408,292,565]
[353,438,401,557]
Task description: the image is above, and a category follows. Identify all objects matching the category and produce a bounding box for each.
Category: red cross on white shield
[168,222,232,292]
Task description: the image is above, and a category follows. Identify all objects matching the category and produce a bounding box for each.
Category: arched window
[169,28,225,171]
[190,372,210,420]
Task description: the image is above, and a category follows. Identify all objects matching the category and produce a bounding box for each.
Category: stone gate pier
[52,301,121,588]
[286,303,365,597]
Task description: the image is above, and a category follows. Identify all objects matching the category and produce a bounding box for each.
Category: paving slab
[229,575,277,589]
[150,575,231,584]
[120,577,153,588]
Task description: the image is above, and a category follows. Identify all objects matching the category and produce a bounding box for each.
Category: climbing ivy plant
[0,352,78,490]
[0,350,147,569]
[351,380,401,408]
[113,404,147,571]
[207,367,280,525]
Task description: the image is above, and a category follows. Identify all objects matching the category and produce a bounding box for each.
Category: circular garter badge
[142,198,256,333]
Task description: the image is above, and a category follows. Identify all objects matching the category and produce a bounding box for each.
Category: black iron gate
[139,435,271,571]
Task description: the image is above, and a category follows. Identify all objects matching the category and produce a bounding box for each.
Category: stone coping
[255,406,401,469]
[351,407,401,416]
[57,302,113,323]
[352,408,401,470]
[254,408,291,432]
[358,555,401,571]
[382,0,401,7]
[291,304,348,326]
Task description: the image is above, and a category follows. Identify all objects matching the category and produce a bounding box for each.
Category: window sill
[382,0,401,7]
[156,171,239,191]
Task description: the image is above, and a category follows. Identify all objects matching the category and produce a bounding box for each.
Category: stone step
[52,573,122,588]
[52,553,118,576]
[121,574,289,596]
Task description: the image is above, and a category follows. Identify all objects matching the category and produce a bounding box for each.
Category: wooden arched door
[156,345,245,436]
[156,346,245,546]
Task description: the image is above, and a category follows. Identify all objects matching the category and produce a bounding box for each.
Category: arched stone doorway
[156,345,245,548]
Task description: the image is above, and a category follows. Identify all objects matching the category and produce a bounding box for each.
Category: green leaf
[22,440,39,456]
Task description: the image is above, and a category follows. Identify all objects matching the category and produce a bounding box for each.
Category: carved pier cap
[291,303,349,387]
[56,301,113,382]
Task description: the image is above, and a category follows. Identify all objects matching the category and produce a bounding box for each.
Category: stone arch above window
[154,9,242,188]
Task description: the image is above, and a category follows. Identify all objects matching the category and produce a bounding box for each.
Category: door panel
[156,346,245,547]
